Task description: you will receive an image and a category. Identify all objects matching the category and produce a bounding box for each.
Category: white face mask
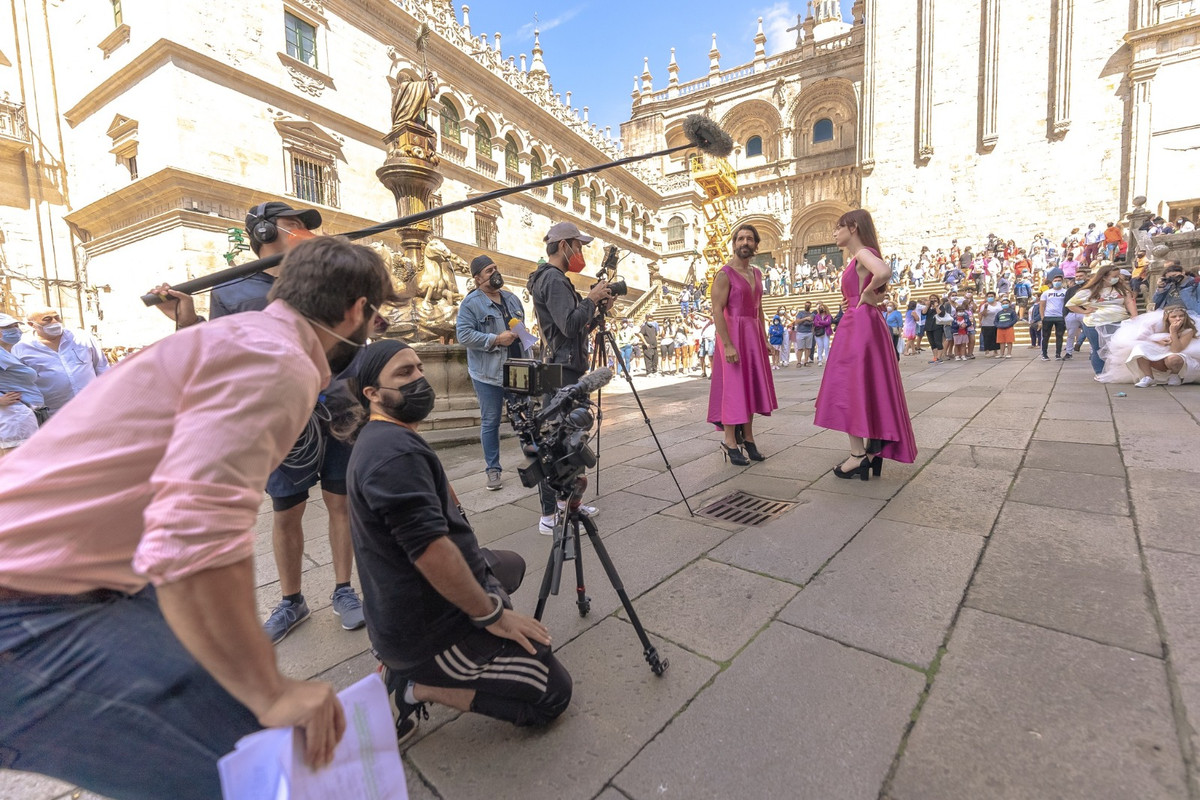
[40,322,63,337]
[1108,276,1120,286]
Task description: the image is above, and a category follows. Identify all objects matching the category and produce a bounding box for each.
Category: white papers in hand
[508,319,540,352]
[219,674,408,800]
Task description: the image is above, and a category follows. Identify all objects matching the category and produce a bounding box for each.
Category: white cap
[0,313,20,327]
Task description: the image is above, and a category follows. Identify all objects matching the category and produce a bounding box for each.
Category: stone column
[1049,0,1073,138]
[377,122,444,272]
[1128,66,1156,209]
[459,118,478,167]
[916,0,934,163]
[859,0,876,171]
[980,0,1000,149]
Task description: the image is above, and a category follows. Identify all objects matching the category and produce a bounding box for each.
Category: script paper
[219,674,408,800]
[508,318,540,351]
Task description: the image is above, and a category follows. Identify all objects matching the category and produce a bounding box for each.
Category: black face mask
[488,272,504,290]
[376,377,435,424]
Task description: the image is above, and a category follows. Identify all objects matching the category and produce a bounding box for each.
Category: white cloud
[758,2,801,56]
[516,6,586,41]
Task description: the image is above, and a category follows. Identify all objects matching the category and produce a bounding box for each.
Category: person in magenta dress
[707,224,778,466]
[815,209,917,479]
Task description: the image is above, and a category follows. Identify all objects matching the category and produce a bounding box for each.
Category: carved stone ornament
[285,66,326,96]
[294,0,324,14]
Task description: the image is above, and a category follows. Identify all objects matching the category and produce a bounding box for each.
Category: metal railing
[0,99,29,146]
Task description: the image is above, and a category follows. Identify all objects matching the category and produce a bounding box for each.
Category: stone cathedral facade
[626,0,1199,279]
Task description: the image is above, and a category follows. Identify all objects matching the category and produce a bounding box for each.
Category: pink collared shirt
[0,301,331,595]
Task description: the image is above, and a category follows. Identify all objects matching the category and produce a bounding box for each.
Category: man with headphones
[151,201,366,644]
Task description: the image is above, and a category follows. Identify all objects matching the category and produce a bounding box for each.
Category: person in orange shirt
[1103,222,1124,261]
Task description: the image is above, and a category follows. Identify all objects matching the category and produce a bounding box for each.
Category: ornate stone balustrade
[439,137,467,165]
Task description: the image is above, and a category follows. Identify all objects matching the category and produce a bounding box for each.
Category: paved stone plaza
[5,352,1200,800]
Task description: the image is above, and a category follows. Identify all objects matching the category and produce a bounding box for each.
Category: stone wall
[863,0,1131,254]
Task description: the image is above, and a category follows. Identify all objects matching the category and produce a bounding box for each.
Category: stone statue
[368,238,469,343]
[388,69,437,138]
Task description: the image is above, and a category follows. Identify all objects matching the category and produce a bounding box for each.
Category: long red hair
[838,209,882,255]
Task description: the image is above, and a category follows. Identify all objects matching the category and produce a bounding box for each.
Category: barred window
[289,151,338,207]
[285,12,318,68]
[530,152,543,181]
[666,215,686,252]
[474,213,498,250]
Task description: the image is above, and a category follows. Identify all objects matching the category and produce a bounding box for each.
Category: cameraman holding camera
[527,222,611,534]
[1152,262,1200,314]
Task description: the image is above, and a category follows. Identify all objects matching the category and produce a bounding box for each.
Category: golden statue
[388,70,437,139]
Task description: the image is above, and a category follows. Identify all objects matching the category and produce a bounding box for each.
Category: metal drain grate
[697,491,797,527]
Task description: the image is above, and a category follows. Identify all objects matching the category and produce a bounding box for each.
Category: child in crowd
[952,310,970,360]
[995,296,1017,358]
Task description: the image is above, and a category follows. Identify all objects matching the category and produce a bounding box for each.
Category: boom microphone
[141,114,734,307]
[535,367,613,425]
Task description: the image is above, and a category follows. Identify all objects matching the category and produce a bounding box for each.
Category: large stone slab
[1022,439,1127,477]
[274,604,372,680]
[950,425,1034,450]
[407,617,718,800]
[625,558,798,662]
[968,407,1042,430]
[614,623,925,800]
[1144,548,1200,788]
[1118,431,1200,473]
[746,444,851,482]
[1008,467,1130,516]
[1128,468,1200,555]
[780,518,983,668]
[889,609,1187,800]
[929,443,1024,472]
[1042,402,1112,422]
[623,450,752,501]
[808,456,929,501]
[965,502,1160,656]
[1032,418,1117,445]
[878,463,1010,535]
[709,489,884,585]
[909,415,970,449]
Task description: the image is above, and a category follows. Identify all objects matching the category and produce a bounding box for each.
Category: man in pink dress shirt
[0,237,396,800]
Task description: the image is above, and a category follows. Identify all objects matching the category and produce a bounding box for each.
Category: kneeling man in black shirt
[347,340,572,742]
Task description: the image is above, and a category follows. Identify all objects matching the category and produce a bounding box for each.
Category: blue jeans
[619,345,633,375]
[472,378,508,472]
[0,587,261,800]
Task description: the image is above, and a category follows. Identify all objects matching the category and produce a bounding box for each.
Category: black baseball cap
[470,255,495,277]
[245,201,322,231]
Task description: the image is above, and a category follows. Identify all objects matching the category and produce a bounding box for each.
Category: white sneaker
[1135,376,1154,388]
[538,516,555,535]
[1167,374,1182,386]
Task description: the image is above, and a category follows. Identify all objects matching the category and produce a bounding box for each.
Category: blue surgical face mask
[1,328,20,344]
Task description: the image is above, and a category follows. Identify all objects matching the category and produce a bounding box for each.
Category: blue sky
[462,0,855,140]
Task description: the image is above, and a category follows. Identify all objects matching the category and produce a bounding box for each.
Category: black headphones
[248,203,278,245]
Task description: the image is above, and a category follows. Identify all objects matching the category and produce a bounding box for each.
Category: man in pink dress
[707,225,778,465]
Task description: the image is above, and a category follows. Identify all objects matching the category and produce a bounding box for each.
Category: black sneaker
[1055,355,1062,360]
[379,665,428,747]
[1063,353,1072,360]
[1040,355,1050,361]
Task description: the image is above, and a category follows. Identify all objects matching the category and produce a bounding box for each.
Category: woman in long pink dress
[708,224,778,466]
[815,210,917,479]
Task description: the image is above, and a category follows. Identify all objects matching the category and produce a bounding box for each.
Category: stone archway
[791,201,850,268]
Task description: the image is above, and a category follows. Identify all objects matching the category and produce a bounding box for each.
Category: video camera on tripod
[594,245,628,298]
[503,365,613,493]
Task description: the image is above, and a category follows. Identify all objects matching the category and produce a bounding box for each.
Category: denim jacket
[455,287,528,386]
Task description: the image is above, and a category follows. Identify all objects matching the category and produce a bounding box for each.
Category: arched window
[439,99,461,144]
[590,185,600,214]
[553,164,565,195]
[605,197,613,222]
[666,215,686,252]
[475,118,492,159]
[504,135,519,172]
[530,152,543,181]
[745,135,763,157]
[813,118,834,143]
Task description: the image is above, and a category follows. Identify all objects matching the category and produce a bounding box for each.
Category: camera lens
[610,278,628,297]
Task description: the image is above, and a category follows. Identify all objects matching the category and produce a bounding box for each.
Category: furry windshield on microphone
[682,114,734,158]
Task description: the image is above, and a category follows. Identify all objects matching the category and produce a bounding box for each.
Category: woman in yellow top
[1066,262,1139,377]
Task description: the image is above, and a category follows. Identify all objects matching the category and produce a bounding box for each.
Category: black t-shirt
[347,420,490,670]
[489,295,524,361]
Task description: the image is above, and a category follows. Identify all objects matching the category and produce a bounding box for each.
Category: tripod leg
[572,517,590,617]
[533,515,566,621]
[602,330,695,517]
[579,514,669,676]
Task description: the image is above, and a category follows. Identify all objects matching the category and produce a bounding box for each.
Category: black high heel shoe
[870,456,882,476]
[720,443,750,466]
[742,441,766,462]
[833,453,871,481]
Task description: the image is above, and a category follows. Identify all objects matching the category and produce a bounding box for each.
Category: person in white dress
[1098,305,1200,387]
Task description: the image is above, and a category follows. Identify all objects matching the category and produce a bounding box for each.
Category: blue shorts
[266,432,352,511]
[700,339,716,357]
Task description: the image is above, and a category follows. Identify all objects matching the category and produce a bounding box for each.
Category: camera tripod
[589,310,693,515]
[533,476,668,676]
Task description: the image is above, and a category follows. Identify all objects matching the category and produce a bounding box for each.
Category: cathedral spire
[530,28,546,74]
